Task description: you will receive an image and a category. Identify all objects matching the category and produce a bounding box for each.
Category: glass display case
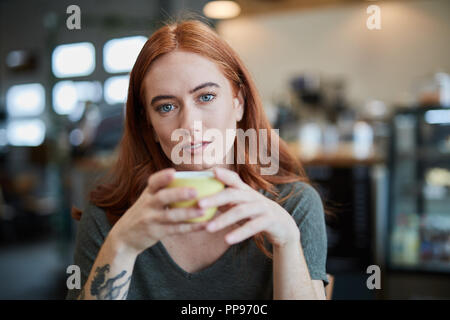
[388,106,450,273]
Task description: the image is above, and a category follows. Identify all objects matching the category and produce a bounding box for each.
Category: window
[52,42,95,78]
[53,80,102,116]
[7,119,46,146]
[103,36,146,73]
[6,83,45,117]
[104,75,129,104]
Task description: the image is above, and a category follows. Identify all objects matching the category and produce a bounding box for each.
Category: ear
[233,87,245,122]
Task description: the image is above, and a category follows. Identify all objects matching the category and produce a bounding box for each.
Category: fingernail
[207,222,216,231]
[198,200,206,207]
[189,189,197,197]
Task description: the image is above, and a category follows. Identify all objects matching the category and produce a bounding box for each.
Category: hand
[110,168,208,256]
[198,167,300,248]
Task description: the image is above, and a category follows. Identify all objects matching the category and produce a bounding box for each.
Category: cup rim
[173,170,215,179]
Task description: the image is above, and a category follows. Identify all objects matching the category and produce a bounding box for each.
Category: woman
[66,19,328,300]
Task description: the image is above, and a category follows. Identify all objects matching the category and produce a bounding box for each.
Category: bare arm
[273,240,326,300]
[76,168,207,300]
[77,232,138,300]
[195,168,327,299]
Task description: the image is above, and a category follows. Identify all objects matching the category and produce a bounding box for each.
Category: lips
[181,140,213,155]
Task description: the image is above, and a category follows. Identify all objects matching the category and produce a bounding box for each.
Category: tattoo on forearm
[90,264,132,300]
[120,288,129,300]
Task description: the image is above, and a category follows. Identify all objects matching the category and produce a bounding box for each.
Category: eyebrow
[150,82,220,106]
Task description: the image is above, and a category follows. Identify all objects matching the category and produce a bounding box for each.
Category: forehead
[144,50,229,94]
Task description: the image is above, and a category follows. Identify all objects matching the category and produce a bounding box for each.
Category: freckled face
[143,50,244,171]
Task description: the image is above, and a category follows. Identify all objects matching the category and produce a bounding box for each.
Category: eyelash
[155,92,217,114]
[199,92,216,103]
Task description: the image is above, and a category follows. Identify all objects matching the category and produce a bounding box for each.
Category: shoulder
[264,181,324,227]
[78,202,112,238]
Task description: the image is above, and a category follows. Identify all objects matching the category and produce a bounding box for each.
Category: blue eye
[200,94,215,102]
[158,104,174,113]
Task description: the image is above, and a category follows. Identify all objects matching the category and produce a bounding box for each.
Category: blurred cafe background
[0,0,449,299]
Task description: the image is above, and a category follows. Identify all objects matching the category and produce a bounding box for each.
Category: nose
[179,103,203,138]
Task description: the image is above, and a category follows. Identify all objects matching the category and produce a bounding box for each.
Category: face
[143,50,244,171]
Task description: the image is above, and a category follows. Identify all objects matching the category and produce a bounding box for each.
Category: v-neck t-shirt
[65,181,329,300]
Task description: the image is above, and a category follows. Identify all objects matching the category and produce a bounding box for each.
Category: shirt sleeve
[289,182,329,288]
[65,203,108,299]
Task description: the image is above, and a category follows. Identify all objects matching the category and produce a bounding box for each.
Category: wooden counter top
[286,141,384,167]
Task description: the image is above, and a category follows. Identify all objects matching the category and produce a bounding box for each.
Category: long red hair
[73,19,312,259]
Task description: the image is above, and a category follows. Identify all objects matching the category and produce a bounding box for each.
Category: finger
[224,216,269,245]
[158,207,206,223]
[163,221,208,236]
[151,187,197,208]
[213,167,250,190]
[198,188,250,209]
[147,168,176,194]
[206,202,263,233]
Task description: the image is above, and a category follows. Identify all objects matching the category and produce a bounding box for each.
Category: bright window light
[53,81,102,115]
[104,76,129,104]
[53,81,77,115]
[75,81,102,102]
[52,42,95,78]
[7,119,46,146]
[6,83,45,117]
[103,36,147,73]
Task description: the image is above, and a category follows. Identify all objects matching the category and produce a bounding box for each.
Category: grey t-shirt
[66,181,328,300]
